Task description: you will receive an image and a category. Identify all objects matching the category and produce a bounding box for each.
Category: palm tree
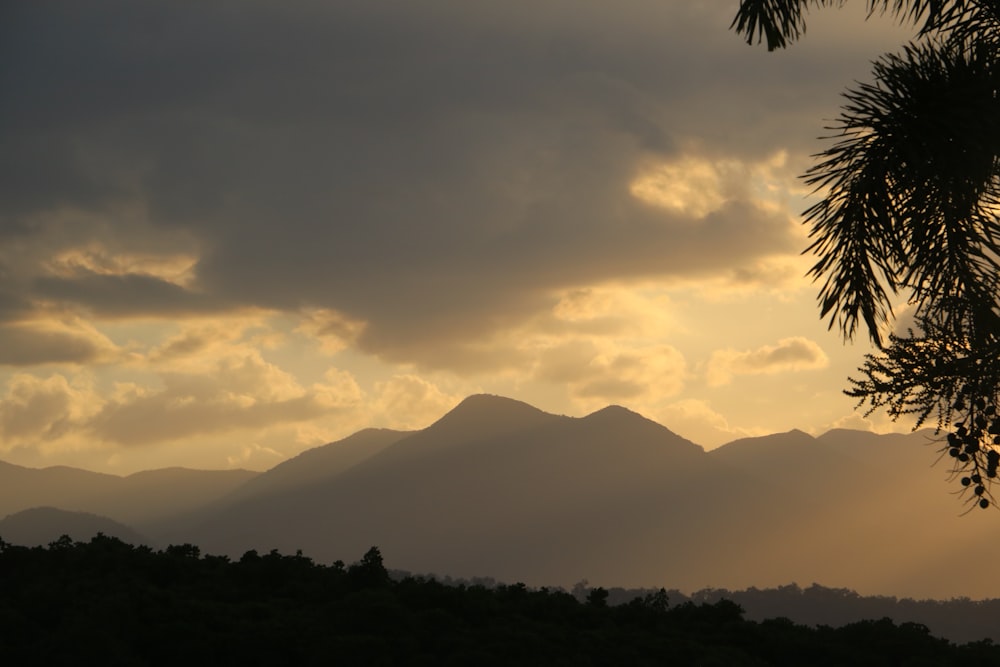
[731,1,1000,507]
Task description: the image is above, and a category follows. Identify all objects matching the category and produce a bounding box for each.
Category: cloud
[542,286,678,338]
[706,337,829,386]
[147,317,272,367]
[88,352,358,446]
[630,151,797,219]
[654,398,768,449]
[294,309,367,355]
[824,413,877,433]
[226,442,285,469]
[536,339,687,406]
[818,409,921,438]
[43,242,198,287]
[0,1,919,473]
[371,375,463,431]
[34,272,224,318]
[0,319,119,366]
[0,374,94,445]
[0,0,900,370]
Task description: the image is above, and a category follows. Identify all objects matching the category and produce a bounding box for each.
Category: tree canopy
[2,535,998,664]
[731,1,1000,508]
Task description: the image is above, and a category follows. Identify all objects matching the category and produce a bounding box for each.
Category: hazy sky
[1,1,922,473]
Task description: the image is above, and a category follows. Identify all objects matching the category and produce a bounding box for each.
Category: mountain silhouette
[3,395,998,599]
[0,461,258,526]
[0,507,150,548]
[175,394,767,589]
[224,427,411,503]
[706,427,996,598]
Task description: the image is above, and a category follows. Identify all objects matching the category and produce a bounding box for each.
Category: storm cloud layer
[3,1,906,361]
[0,1,914,469]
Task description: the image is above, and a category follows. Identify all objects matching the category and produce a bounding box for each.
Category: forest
[2,535,999,666]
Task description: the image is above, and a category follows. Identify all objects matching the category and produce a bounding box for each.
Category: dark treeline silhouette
[593,583,1000,646]
[2,535,999,666]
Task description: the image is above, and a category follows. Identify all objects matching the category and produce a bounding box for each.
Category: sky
[0,1,924,473]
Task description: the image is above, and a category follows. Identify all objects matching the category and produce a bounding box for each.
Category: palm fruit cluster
[946,393,1000,509]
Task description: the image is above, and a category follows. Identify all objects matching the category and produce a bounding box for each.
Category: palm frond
[803,40,1000,343]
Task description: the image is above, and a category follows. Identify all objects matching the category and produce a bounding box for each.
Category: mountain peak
[716,428,816,452]
[578,403,703,454]
[428,394,556,433]
[452,393,547,413]
[348,395,566,468]
[583,404,639,419]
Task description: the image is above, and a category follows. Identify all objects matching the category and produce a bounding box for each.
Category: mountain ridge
[0,506,151,548]
[0,394,992,600]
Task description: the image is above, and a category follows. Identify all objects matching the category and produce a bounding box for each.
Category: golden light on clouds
[294,308,368,355]
[148,318,266,368]
[372,374,463,431]
[548,286,677,338]
[654,398,768,449]
[629,151,795,218]
[0,373,98,447]
[630,156,727,217]
[706,336,830,387]
[0,0,923,475]
[44,243,200,288]
[535,338,687,407]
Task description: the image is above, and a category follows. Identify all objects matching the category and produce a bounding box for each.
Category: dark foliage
[678,583,1000,645]
[732,0,1000,507]
[1,535,998,666]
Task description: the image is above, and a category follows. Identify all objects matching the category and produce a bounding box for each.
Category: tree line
[1,535,999,665]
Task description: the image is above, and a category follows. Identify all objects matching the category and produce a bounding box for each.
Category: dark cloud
[33,273,225,318]
[0,1,908,368]
[0,325,111,366]
[89,393,327,446]
[0,290,35,324]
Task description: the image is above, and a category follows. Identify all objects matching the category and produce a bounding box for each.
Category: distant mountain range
[3,394,999,603]
[0,507,150,548]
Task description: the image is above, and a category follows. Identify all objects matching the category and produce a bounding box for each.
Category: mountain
[168,396,1000,599]
[0,460,119,518]
[5,394,1000,600]
[223,427,411,502]
[707,427,1000,599]
[0,461,258,526]
[0,507,149,548]
[175,394,771,589]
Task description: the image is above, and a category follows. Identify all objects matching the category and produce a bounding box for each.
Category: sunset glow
[0,1,920,473]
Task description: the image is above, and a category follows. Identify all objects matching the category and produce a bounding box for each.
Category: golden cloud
[44,242,199,288]
[654,398,768,449]
[706,336,829,387]
[630,151,795,219]
[372,374,463,431]
[294,308,367,355]
[89,351,361,446]
[536,339,688,408]
[0,373,100,448]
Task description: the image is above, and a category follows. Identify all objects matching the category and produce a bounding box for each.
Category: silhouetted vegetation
[732,1,1000,507]
[597,582,1000,646]
[2,535,999,665]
